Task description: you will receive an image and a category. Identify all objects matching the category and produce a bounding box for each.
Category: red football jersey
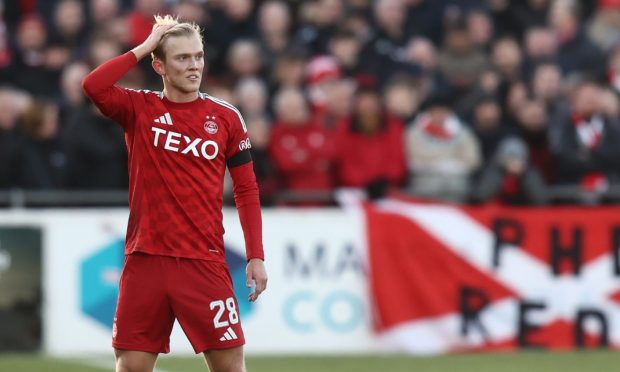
[84,52,262,262]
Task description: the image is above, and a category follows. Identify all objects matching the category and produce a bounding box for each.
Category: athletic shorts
[112,252,245,354]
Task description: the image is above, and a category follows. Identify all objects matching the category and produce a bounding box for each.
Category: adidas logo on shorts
[219,326,238,341]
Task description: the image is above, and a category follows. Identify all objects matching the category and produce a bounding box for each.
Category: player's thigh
[203,345,245,372]
[170,259,245,353]
[114,253,175,353]
[114,349,158,372]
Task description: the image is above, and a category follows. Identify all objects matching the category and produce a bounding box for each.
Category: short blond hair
[151,15,203,61]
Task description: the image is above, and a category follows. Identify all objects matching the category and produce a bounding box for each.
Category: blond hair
[151,15,203,61]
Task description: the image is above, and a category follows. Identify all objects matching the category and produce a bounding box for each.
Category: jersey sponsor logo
[154,112,173,125]
[204,115,218,134]
[151,127,219,160]
[238,138,251,151]
[219,326,238,341]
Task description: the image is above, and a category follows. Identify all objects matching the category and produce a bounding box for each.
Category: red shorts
[112,253,245,353]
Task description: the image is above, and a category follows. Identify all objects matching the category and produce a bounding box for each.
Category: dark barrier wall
[0,227,42,352]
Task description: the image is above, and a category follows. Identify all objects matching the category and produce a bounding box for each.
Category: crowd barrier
[0,199,619,355]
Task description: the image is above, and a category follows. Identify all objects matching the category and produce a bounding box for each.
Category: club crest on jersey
[204,115,218,134]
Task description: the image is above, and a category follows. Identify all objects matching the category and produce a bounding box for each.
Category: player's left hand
[246,258,267,302]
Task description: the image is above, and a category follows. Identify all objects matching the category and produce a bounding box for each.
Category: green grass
[0,351,617,372]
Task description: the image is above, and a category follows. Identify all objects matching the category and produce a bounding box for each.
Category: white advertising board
[0,208,378,355]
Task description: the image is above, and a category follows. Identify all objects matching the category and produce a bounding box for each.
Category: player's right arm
[81,24,174,125]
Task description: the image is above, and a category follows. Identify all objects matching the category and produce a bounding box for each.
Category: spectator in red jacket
[333,82,406,198]
[268,87,334,202]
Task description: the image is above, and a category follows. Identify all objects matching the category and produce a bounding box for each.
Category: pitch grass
[0,351,617,372]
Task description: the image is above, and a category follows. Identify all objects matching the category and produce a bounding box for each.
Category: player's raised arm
[82,22,174,96]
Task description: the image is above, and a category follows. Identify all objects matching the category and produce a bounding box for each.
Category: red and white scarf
[572,114,603,149]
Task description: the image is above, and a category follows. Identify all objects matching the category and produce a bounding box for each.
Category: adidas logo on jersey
[219,327,238,341]
[154,112,173,125]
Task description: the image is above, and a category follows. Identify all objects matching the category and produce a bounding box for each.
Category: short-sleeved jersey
[92,82,250,261]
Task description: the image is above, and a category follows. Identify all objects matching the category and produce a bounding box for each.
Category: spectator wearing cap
[268,87,334,202]
[405,92,481,202]
[333,81,406,197]
[550,81,620,191]
[472,137,548,205]
[305,55,341,118]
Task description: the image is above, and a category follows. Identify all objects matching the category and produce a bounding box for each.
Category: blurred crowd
[2,0,620,206]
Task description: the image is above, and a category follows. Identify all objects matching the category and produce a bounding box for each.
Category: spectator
[467,8,494,51]
[472,137,548,205]
[383,76,422,124]
[63,105,128,189]
[550,81,620,189]
[296,0,344,55]
[11,100,67,189]
[522,26,558,76]
[607,46,620,95]
[360,0,410,84]
[257,1,293,66]
[549,0,606,78]
[269,87,334,200]
[59,61,90,113]
[327,28,363,78]
[172,0,207,25]
[471,95,511,166]
[405,92,481,202]
[319,78,355,130]
[437,19,489,93]
[588,0,620,51]
[89,0,121,30]
[234,77,270,119]
[515,98,555,183]
[404,36,447,96]
[404,0,448,45]
[226,39,264,82]
[333,82,406,197]
[7,15,59,97]
[247,114,276,205]
[305,55,341,117]
[49,0,87,58]
[0,89,31,189]
[269,47,307,91]
[600,87,620,119]
[492,37,523,83]
[126,0,166,47]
